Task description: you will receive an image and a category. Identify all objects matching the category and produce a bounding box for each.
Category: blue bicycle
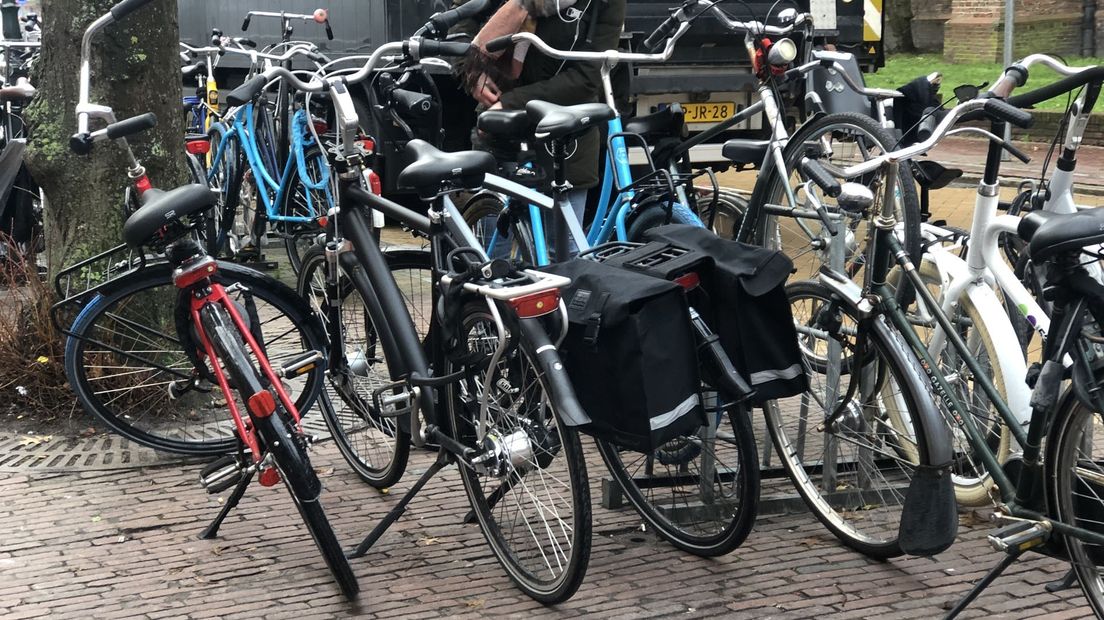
[204,45,334,273]
[463,32,706,266]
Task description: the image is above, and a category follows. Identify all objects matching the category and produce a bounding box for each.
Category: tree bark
[24,0,186,281]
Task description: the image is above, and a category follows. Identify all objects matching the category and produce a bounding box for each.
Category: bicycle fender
[516,317,591,427]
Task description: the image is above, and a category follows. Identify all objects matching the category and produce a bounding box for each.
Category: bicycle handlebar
[109,0,158,23]
[425,0,492,36]
[242,9,333,40]
[487,26,689,66]
[988,54,1092,99]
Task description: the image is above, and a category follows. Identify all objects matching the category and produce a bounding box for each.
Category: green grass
[865,54,1104,112]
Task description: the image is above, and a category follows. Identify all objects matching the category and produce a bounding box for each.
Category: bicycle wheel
[596,394,758,556]
[696,188,748,240]
[64,261,326,455]
[764,280,929,558]
[206,123,243,258]
[749,112,921,282]
[279,145,330,274]
[893,259,1013,507]
[198,302,358,599]
[462,193,537,264]
[1047,368,1104,616]
[447,302,590,603]
[298,245,433,487]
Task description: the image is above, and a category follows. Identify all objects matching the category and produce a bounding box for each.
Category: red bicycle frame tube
[187,279,304,463]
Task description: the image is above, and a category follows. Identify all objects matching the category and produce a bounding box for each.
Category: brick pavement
[0,435,1094,619]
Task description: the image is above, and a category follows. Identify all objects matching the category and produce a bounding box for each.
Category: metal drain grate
[0,414,334,473]
[0,433,194,472]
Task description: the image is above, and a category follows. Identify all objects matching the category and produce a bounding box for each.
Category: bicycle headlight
[768,38,797,66]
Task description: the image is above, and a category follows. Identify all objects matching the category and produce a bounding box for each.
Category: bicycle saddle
[397,139,497,200]
[477,109,533,139]
[912,160,962,191]
[623,103,686,140]
[721,139,769,167]
[122,183,216,248]
[0,78,34,103]
[525,101,615,142]
[1017,209,1104,260]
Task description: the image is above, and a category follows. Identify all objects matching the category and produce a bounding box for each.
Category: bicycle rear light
[674,272,701,291]
[185,139,210,155]
[362,167,382,195]
[508,289,560,318]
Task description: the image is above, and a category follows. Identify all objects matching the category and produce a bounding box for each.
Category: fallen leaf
[36,356,48,364]
[465,599,484,608]
[416,536,439,546]
[80,428,96,437]
[91,516,102,523]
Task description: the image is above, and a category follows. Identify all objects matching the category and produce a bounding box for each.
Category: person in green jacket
[454,0,627,257]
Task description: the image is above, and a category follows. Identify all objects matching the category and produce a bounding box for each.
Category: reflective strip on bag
[649,394,702,431]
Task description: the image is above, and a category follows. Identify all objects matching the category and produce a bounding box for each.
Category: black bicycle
[236,1,594,602]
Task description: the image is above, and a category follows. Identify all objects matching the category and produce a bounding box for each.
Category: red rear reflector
[135,175,153,196]
[185,139,210,155]
[508,289,560,318]
[674,272,700,291]
[247,390,276,418]
[258,467,281,486]
[313,120,329,134]
[317,215,329,229]
[359,138,375,155]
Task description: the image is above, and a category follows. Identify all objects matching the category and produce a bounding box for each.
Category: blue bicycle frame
[207,101,333,225]
[486,114,703,266]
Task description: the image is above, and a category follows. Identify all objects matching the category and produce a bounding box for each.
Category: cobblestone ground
[0,436,1093,619]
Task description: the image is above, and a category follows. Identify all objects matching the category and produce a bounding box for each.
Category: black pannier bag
[640,224,806,403]
[542,258,707,452]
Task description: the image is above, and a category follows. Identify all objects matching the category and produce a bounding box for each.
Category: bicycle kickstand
[347,449,452,559]
[199,470,255,540]
[943,549,1022,619]
[1045,568,1078,593]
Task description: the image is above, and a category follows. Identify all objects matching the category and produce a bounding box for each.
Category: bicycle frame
[207,101,332,225]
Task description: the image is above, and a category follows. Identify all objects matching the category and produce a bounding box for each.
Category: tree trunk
[24,0,186,282]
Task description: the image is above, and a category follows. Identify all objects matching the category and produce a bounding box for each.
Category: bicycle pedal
[988,520,1050,554]
[278,350,324,379]
[199,455,245,494]
[372,381,415,418]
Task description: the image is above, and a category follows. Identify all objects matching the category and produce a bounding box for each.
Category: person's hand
[473,73,501,107]
[488,101,503,110]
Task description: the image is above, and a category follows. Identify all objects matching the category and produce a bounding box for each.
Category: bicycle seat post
[548,136,572,262]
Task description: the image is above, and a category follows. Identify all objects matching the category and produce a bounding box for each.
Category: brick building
[910,0,1089,62]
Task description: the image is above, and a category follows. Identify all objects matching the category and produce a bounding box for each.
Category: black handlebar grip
[916,107,940,142]
[225,74,267,107]
[105,113,158,140]
[324,21,334,40]
[801,157,842,198]
[241,14,251,32]
[109,0,158,22]
[419,40,471,58]
[428,0,491,34]
[485,35,513,53]
[643,15,679,52]
[984,98,1034,129]
[69,133,94,156]
[236,37,257,49]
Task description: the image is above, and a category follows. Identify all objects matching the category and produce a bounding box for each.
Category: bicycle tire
[279,144,330,274]
[1047,373,1104,617]
[297,244,433,487]
[207,123,243,258]
[765,279,932,559]
[747,112,922,282]
[64,261,326,456]
[447,302,590,603]
[461,193,537,265]
[893,259,1013,507]
[625,194,701,242]
[198,303,359,599]
[696,189,748,240]
[595,397,759,556]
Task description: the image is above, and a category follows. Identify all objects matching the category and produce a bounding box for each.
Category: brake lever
[946,127,1032,164]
